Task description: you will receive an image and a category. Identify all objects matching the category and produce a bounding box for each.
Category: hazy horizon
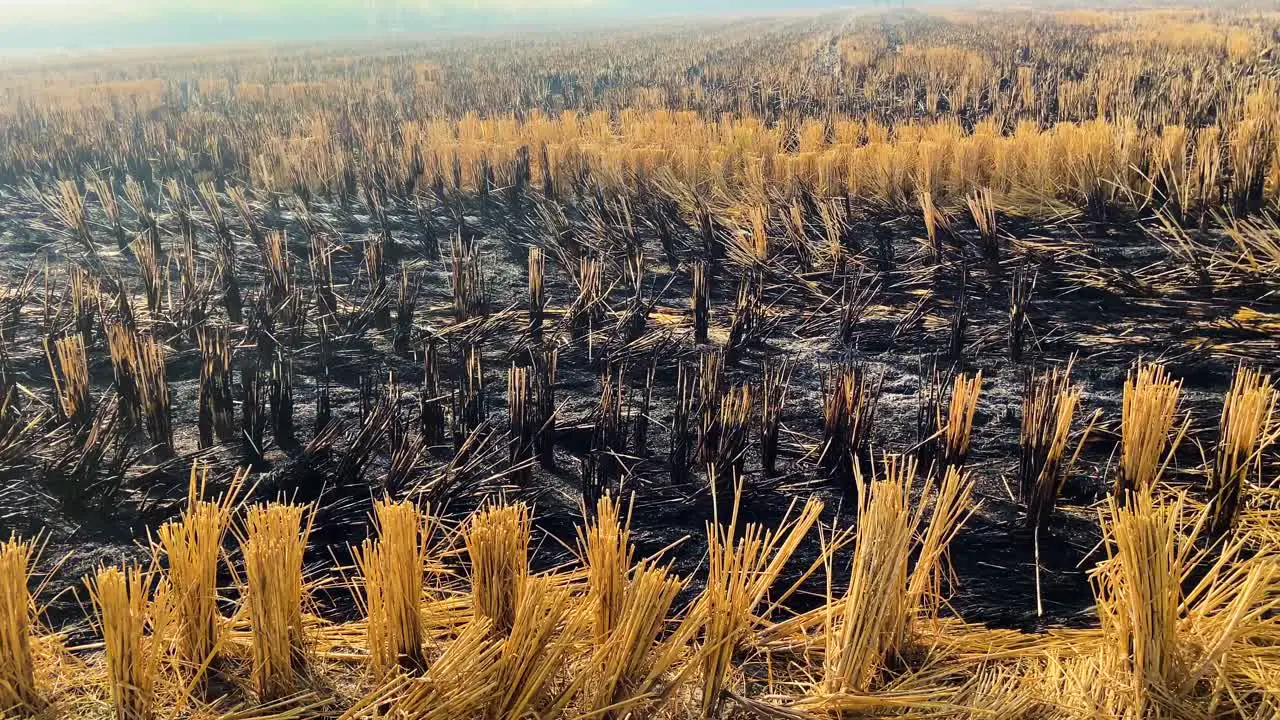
[0,0,878,53]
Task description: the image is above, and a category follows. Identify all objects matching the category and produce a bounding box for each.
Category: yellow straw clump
[699,485,822,716]
[821,455,974,697]
[939,371,982,469]
[155,465,238,690]
[88,566,161,720]
[357,499,431,675]
[0,535,42,715]
[1118,361,1185,499]
[823,457,916,695]
[1094,491,1185,717]
[465,503,531,635]
[241,503,310,701]
[577,495,633,644]
[1209,364,1277,533]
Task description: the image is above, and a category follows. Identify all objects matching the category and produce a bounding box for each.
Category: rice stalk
[1118,361,1186,500]
[1209,364,1277,534]
[938,371,982,470]
[489,576,583,720]
[578,495,633,645]
[394,268,420,355]
[966,187,998,260]
[105,326,172,455]
[465,503,531,635]
[528,246,545,342]
[670,363,696,485]
[534,346,558,469]
[46,179,94,251]
[580,559,686,716]
[839,270,878,346]
[1093,491,1185,717]
[241,503,311,701]
[451,230,487,322]
[1019,362,1094,530]
[87,566,161,720]
[154,464,239,691]
[1009,266,1036,363]
[819,364,882,483]
[760,358,792,478]
[379,620,500,720]
[420,337,445,447]
[711,384,752,483]
[356,499,431,675]
[45,333,91,428]
[0,535,42,715]
[692,261,710,344]
[69,266,97,341]
[699,488,822,717]
[89,172,127,250]
[822,457,915,694]
[507,364,534,481]
[196,326,235,448]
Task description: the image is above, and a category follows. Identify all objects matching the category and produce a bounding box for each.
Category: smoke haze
[0,0,863,52]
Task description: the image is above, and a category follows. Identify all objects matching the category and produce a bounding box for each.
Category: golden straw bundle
[0,536,41,715]
[357,499,431,675]
[1118,361,1185,499]
[465,503,531,635]
[88,566,160,720]
[241,503,310,701]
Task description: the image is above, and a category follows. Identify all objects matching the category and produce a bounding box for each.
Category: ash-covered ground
[0,185,1271,639]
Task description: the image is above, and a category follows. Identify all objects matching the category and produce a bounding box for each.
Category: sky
[0,0,606,19]
[0,0,856,51]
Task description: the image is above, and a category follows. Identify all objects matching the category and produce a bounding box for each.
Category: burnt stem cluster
[1010,266,1036,363]
[451,231,487,322]
[819,363,881,485]
[197,326,235,449]
[760,358,792,477]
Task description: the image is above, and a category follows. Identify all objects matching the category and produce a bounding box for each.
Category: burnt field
[1,7,1280,720]
[0,182,1268,632]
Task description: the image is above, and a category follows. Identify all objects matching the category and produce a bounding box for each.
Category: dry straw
[577,495,689,715]
[241,503,311,701]
[817,455,974,701]
[699,484,822,717]
[760,358,792,477]
[489,576,582,719]
[381,619,500,720]
[46,333,91,427]
[356,499,431,675]
[1089,489,1280,717]
[465,503,531,635]
[939,371,982,469]
[1209,364,1277,534]
[0,535,41,715]
[1019,362,1096,530]
[154,465,240,690]
[1118,361,1186,500]
[87,566,161,720]
[820,364,882,481]
[823,458,916,695]
[1094,491,1186,717]
[582,559,688,716]
[577,495,633,645]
